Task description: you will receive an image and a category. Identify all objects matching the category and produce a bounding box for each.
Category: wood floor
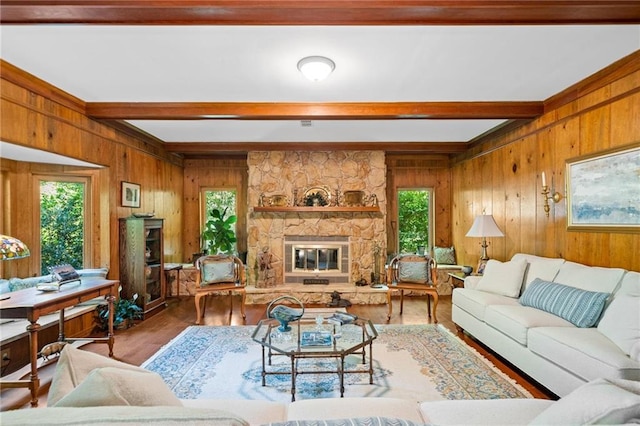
[1,293,556,411]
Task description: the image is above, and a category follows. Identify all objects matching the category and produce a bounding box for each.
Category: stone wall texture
[247,151,387,287]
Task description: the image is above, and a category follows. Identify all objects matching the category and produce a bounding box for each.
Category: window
[397,189,433,254]
[200,188,237,252]
[39,177,89,274]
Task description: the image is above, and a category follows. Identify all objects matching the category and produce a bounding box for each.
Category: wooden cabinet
[119,217,165,318]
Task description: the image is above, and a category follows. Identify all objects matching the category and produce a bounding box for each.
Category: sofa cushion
[263,418,428,426]
[520,279,609,328]
[529,378,640,425]
[452,288,520,322]
[484,305,574,345]
[182,399,287,425]
[48,345,152,406]
[0,406,249,426]
[54,367,182,407]
[8,275,52,292]
[77,268,109,278]
[420,399,553,426]
[433,246,456,265]
[528,327,640,383]
[597,271,640,360]
[554,261,625,294]
[475,258,528,298]
[286,397,425,423]
[511,253,565,291]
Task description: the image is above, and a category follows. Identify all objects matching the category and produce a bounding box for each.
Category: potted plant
[201,207,237,255]
[96,290,143,331]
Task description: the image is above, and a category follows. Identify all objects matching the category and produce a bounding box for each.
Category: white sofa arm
[464,275,483,289]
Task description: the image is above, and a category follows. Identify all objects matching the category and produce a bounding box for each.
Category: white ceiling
[1,24,639,146]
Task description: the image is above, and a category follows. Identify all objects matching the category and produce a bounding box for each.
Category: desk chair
[386,254,438,322]
[194,254,246,324]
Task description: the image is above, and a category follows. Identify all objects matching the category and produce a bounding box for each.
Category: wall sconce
[541,172,563,217]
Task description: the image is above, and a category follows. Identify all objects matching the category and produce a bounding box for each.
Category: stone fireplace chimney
[246,151,386,288]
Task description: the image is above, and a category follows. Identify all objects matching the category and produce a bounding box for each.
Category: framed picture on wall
[566,144,640,233]
[121,181,141,208]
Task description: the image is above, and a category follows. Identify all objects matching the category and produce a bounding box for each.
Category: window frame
[395,187,434,255]
[34,174,92,274]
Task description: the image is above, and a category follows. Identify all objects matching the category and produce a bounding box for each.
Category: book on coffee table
[300,330,333,347]
[327,312,358,325]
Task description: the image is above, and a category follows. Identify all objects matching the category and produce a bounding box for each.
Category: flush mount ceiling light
[297,56,335,82]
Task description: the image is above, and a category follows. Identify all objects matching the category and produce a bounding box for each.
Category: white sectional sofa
[0,345,640,426]
[452,253,640,397]
[2,345,640,425]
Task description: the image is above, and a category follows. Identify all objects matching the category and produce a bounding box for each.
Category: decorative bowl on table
[461,265,473,276]
[267,295,305,332]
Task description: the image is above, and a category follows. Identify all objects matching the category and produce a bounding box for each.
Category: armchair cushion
[202,261,235,285]
[398,262,430,284]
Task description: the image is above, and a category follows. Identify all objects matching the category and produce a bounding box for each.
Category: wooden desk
[0,278,118,406]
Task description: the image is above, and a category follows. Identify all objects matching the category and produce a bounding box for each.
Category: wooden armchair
[194,254,246,325]
[386,254,438,322]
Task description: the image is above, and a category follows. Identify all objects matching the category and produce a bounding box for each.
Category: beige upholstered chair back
[387,254,437,286]
[195,254,246,287]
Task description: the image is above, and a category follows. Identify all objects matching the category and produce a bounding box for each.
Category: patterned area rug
[142,324,532,402]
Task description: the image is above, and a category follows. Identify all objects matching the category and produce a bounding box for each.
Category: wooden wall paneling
[1,77,184,281]
[610,91,640,146]
[580,104,612,154]
[182,158,248,263]
[535,129,556,257]
[385,154,452,257]
[452,65,640,275]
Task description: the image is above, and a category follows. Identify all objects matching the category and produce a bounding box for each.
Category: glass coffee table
[251,315,378,401]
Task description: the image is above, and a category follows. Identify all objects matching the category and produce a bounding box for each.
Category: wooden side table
[448,272,467,289]
[164,263,183,297]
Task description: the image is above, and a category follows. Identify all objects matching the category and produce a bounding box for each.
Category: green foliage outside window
[40,181,85,274]
[201,190,237,254]
[398,190,430,254]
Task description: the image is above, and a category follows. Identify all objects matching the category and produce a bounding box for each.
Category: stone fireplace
[246,151,387,290]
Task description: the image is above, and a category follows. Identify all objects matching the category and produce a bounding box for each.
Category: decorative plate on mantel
[302,186,331,207]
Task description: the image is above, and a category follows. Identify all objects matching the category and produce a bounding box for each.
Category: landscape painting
[567,144,640,232]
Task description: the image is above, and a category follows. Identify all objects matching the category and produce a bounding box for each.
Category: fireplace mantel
[254,206,380,213]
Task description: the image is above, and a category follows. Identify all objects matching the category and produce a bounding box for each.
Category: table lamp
[0,234,30,260]
[465,215,504,261]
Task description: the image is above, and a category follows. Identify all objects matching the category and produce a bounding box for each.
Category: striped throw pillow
[520,278,610,328]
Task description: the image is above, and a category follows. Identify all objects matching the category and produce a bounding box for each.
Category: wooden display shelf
[254,206,380,213]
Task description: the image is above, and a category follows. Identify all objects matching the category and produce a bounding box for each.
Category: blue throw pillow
[520,278,610,328]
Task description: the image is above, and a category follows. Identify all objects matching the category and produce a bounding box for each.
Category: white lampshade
[466,215,504,261]
[466,215,504,238]
[297,56,335,82]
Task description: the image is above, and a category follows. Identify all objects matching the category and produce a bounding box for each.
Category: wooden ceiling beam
[86,101,543,120]
[2,1,639,25]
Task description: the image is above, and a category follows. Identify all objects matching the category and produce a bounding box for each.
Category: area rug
[142,324,532,402]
